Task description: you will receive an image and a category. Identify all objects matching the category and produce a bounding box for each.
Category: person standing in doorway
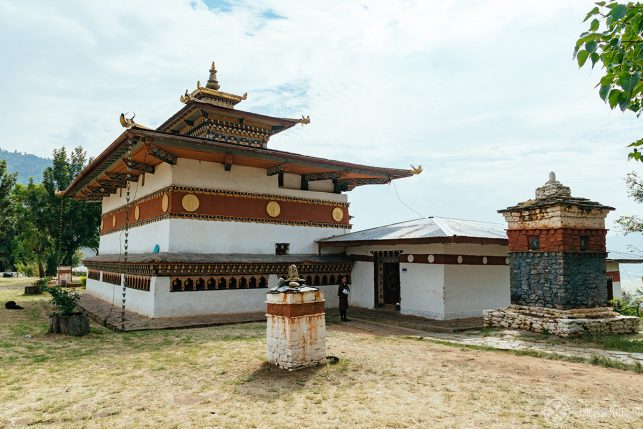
[338,276,350,322]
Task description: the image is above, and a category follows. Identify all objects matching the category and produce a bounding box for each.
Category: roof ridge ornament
[535,170,571,200]
[119,112,137,129]
[179,60,248,108]
[410,164,423,175]
[206,61,220,90]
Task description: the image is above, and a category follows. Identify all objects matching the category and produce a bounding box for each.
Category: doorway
[373,251,402,311]
[383,262,401,311]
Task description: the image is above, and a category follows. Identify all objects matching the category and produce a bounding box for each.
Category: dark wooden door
[383,262,400,307]
[606,278,614,302]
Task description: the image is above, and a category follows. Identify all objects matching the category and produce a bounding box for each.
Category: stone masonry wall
[484,306,639,337]
[510,252,608,309]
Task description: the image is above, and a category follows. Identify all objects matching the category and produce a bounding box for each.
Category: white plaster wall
[101,163,173,214]
[282,173,301,190]
[86,277,156,317]
[99,220,171,255]
[152,277,268,317]
[400,263,446,319]
[349,261,375,309]
[308,179,334,193]
[443,265,510,319]
[171,158,348,204]
[168,219,348,254]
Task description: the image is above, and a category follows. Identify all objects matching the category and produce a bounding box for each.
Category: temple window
[196,278,205,291]
[275,243,290,255]
[259,277,267,288]
[172,278,182,292]
[314,275,320,286]
[219,277,227,289]
[306,275,312,285]
[207,278,216,290]
[229,277,237,289]
[249,277,257,288]
[528,236,540,251]
[185,278,194,291]
[239,277,247,289]
[321,275,328,285]
[329,275,336,285]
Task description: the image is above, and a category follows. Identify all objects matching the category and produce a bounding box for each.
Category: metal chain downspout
[121,140,133,331]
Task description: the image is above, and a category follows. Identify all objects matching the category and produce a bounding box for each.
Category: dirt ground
[0,284,642,428]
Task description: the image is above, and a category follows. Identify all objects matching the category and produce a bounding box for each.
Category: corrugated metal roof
[319,217,507,242]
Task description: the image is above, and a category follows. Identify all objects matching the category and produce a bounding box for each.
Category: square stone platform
[484,305,639,337]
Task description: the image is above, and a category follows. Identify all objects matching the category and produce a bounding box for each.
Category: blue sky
[0,0,641,289]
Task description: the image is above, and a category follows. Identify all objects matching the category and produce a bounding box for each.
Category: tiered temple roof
[62,62,416,201]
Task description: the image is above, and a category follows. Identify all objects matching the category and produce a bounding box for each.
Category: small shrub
[611,288,643,317]
[80,276,87,287]
[38,278,80,316]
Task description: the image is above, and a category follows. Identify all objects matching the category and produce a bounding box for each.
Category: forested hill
[0,148,51,184]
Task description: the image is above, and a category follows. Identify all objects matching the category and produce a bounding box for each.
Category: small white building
[319,217,511,320]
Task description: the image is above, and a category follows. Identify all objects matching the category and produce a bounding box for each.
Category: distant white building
[319,217,511,320]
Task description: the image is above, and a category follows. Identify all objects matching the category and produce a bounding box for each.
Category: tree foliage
[0,160,17,270]
[0,146,100,274]
[616,171,643,235]
[41,147,101,266]
[574,2,642,159]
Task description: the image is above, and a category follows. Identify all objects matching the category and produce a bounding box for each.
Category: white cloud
[0,0,640,260]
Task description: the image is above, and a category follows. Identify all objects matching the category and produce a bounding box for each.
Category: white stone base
[266,290,327,370]
[484,305,640,337]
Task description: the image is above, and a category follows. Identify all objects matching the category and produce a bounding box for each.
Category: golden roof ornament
[206,62,220,90]
[179,60,248,109]
[410,164,423,175]
[119,112,137,128]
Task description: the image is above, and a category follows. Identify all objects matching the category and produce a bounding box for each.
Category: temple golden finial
[410,165,423,175]
[298,115,311,125]
[206,61,220,90]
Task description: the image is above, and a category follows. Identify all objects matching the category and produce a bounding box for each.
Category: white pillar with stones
[266,289,327,370]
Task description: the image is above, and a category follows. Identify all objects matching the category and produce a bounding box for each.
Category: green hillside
[0,148,51,184]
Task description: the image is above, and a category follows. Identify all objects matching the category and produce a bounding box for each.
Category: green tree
[574,2,642,159]
[616,171,643,236]
[12,181,51,277]
[0,160,17,271]
[42,147,100,266]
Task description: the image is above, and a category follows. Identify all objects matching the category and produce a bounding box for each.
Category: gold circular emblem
[181,194,200,212]
[161,194,169,213]
[112,215,116,227]
[266,201,281,218]
[332,207,344,222]
[134,205,140,221]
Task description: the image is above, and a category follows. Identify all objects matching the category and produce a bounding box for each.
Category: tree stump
[48,312,90,336]
[24,286,41,295]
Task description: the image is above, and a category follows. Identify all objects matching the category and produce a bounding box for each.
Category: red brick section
[266,302,325,318]
[606,271,621,282]
[507,228,606,252]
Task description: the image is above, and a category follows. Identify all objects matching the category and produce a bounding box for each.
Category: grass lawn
[1,285,642,428]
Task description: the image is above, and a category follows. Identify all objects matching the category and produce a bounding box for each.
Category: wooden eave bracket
[122,158,155,174]
[147,143,177,165]
[266,163,287,176]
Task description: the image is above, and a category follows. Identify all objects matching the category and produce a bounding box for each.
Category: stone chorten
[484,173,638,337]
[498,172,614,309]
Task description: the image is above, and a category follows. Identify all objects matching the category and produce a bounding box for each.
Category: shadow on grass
[231,360,332,402]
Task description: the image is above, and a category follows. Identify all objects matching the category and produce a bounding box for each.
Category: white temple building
[63,63,626,322]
